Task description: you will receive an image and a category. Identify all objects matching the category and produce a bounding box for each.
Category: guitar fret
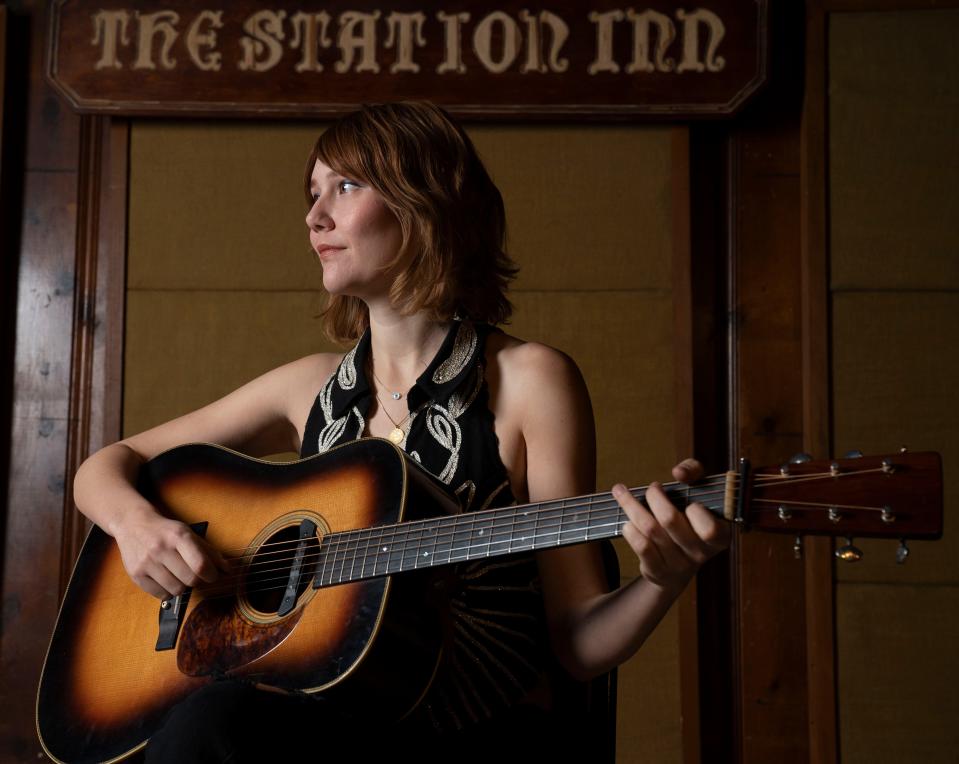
[450,514,473,563]
[317,538,331,587]
[370,528,386,578]
[347,528,360,582]
[385,521,409,575]
[401,520,422,571]
[472,513,494,559]
[358,526,373,580]
[326,533,341,586]
[337,530,355,585]
[433,517,454,565]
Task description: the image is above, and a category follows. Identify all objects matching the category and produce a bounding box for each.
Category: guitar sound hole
[244,525,320,615]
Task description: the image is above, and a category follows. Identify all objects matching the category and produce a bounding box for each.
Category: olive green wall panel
[123,289,334,439]
[836,584,959,762]
[129,122,322,292]
[830,11,959,763]
[472,126,672,292]
[829,11,959,292]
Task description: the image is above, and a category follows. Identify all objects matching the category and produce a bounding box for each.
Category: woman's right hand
[110,504,229,600]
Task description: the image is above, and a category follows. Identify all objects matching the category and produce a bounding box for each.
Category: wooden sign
[47,0,768,119]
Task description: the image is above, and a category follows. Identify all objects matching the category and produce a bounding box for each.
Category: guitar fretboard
[313,480,728,588]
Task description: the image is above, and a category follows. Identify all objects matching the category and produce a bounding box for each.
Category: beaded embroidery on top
[432,321,477,384]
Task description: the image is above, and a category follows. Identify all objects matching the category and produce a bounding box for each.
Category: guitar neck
[314,476,729,587]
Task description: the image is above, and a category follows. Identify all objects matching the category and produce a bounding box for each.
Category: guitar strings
[213,465,886,562]
[117,466,889,605]
[194,508,636,600]
[210,474,733,559]
[196,493,901,603]
[195,466,868,579]
[204,480,731,579]
[256,493,889,589]
[192,470,892,601]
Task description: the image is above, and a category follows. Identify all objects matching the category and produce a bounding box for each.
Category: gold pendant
[388,428,405,445]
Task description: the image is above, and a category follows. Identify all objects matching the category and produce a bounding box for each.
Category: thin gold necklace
[374,393,425,445]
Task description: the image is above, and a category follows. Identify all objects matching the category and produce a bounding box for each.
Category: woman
[74,102,729,761]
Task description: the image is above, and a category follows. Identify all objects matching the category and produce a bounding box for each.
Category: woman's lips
[315,245,344,260]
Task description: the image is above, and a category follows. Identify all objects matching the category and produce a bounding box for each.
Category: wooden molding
[60,114,104,593]
[800,5,838,763]
[59,115,128,595]
[671,125,703,764]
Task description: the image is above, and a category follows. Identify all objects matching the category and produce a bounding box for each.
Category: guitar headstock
[740,451,943,544]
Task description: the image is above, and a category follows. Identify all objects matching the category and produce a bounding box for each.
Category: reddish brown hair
[304,102,517,344]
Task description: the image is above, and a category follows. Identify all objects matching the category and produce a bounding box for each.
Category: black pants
[145,681,565,763]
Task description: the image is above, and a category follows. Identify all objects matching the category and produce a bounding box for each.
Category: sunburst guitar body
[38,439,453,764]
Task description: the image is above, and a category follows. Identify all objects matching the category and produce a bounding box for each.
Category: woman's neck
[366,306,450,390]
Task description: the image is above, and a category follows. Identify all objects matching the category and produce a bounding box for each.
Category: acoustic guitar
[36,438,943,764]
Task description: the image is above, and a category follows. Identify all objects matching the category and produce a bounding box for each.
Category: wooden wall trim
[59,115,128,594]
[98,121,128,451]
[60,114,103,591]
[726,4,817,748]
[671,125,703,764]
[682,123,735,760]
[1,1,84,757]
[800,4,839,763]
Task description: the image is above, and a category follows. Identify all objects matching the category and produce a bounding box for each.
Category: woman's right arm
[74,353,338,600]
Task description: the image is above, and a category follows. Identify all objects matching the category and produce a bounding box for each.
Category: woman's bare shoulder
[273,351,346,409]
[486,330,584,384]
[280,351,345,384]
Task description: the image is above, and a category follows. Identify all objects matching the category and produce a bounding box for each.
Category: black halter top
[300,320,548,731]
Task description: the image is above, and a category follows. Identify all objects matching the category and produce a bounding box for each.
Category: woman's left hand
[614,458,731,596]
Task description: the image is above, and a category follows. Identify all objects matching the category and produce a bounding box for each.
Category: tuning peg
[789,453,813,464]
[835,537,863,562]
[793,536,803,560]
[843,450,864,458]
[896,539,909,565]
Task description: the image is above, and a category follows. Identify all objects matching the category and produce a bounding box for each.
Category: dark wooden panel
[731,126,810,762]
[800,7,838,761]
[681,121,735,762]
[726,3,830,755]
[1,169,77,761]
[24,1,81,170]
[60,116,129,592]
[0,2,83,761]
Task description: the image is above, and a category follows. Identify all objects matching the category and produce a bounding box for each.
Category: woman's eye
[338,180,360,193]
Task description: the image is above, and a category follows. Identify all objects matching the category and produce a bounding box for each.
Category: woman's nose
[305,200,332,231]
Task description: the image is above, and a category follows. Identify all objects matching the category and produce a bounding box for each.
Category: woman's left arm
[517,344,730,681]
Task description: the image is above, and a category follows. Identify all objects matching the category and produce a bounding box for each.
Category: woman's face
[305,158,403,302]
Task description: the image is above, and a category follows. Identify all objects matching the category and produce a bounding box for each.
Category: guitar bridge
[155,521,208,651]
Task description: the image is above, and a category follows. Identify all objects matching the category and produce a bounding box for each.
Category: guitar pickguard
[177,595,303,677]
